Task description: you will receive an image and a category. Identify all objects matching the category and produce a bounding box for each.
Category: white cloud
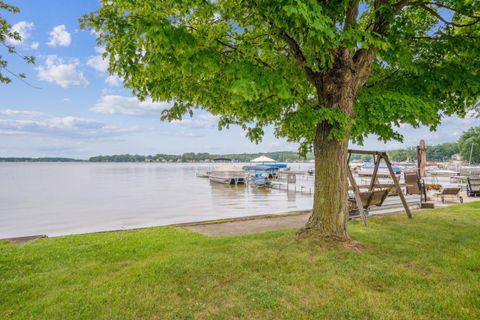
[90,29,102,38]
[37,55,89,88]
[6,21,34,45]
[87,47,124,87]
[0,109,43,117]
[91,95,171,116]
[30,42,39,50]
[47,25,71,47]
[0,115,136,139]
[172,113,219,129]
[94,46,106,54]
[105,74,122,86]
[86,54,108,72]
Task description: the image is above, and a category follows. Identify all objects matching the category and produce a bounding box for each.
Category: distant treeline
[388,142,460,162]
[89,151,313,163]
[349,142,460,162]
[0,142,466,163]
[86,143,463,163]
[0,157,81,162]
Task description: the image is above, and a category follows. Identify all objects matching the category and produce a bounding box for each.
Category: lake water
[0,163,314,238]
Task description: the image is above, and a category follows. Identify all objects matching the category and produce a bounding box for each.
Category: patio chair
[466,176,480,197]
[436,187,463,204]
[404,171,421,195]
[404,171,427,202]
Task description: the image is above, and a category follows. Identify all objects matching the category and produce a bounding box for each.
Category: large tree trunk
[303,121,350,239]
[299,46,371,240]
[302,54,356,240]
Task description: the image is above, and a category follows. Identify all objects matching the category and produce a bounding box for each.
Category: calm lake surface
[0,163,314,238]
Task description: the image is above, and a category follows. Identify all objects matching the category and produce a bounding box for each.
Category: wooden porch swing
[347,149,413,227]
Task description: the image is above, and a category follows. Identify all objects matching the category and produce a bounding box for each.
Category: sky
[0,1,479,159]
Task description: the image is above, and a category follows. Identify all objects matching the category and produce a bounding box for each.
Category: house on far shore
[452,154,463,161]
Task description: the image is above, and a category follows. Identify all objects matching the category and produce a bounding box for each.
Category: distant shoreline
[0,158,84,162]
[0,160,313,163]
[0,141,472,163]
[0,151,310,163]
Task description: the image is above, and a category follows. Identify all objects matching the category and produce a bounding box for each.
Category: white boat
[457,166,480,176]
[209,165,246,185]
[427,168,460,177]
[356,162,402,177]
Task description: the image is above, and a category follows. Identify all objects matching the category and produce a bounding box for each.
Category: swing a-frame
[347,149,413,226]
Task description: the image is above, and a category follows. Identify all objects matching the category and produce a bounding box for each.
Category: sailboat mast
[469,143,475,165]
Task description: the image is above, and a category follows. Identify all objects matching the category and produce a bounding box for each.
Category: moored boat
[356,162,402,177]
[427,169,460,177]
[209,165,246,185]
[242,165,272,186]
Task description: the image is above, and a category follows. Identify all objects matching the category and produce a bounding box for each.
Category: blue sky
[1,0,478,159]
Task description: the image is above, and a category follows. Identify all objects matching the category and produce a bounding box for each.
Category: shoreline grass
[1,202,479,319]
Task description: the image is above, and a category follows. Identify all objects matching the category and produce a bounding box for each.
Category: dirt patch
[185,213,310,236]
[2,235,47,244]
[186,214,367,251]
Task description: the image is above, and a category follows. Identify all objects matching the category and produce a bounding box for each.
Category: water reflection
[0,163,313,238]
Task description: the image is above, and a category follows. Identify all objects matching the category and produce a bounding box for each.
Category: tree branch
[410,2,480,19]
[344,0,359,31]
[1,67,41,89]
[215,39,272,69]
[365,68,399,88]
[416,3,480,27]
[352,0,412,90]
[282,32,307,66]
[184,24,273,69]
[433,2,480,18]
[281,32,321,88]
[1,42,35,64]
[393,0,413,11]
[253,12,323,93]
[411,34,480,41]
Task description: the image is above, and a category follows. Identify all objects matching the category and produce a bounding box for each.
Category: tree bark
[302,53,356,240]
[303,121,350,239]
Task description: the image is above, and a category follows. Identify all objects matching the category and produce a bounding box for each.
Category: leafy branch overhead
[0,1,36,86]
[82,0,480,152]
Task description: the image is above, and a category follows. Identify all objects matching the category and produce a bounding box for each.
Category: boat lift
[348,149,413,227]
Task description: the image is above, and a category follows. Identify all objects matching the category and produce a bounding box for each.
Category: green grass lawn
[1,202,480,319]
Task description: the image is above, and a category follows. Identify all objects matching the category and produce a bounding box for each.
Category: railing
[269,182,313,194]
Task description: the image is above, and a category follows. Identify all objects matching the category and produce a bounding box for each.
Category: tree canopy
[82,0,480,237]
[82,0,480,153]
[459,126,480,163]
[0,1,35,84]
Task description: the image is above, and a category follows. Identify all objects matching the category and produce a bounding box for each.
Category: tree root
[295,227,365,252]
